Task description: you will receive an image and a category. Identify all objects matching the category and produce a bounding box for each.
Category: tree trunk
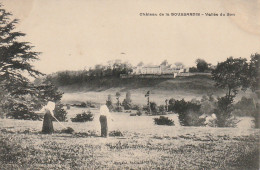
[42,110,54,134]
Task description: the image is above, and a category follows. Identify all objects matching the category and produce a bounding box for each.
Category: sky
[1,0,260,74]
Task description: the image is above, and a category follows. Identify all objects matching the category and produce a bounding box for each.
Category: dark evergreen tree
[0,5,62,120]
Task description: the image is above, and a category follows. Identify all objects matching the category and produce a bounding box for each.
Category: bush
[66,104,71,110]
[71,110,94,122]
[86,101,97,108]
[168,99,201,126]
[61,127,74,134]
[150,102,159,115]
[122,91,132,110]
[136,110,142,116]
[158,105,167,115]
[233,97,257,116]
[6,102,42,120]
[214,96,239,127]
[154,116,174,126]
[109,130,123,137]
[114,106,123,112]
[184,110,205,126]
[80,102,87,107]
[131,104,141,110]
[53,103,68,122]
[200,100,217,115]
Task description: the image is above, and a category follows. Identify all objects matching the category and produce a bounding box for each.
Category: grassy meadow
[0,107,259,169]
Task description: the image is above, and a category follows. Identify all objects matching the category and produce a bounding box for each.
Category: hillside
[58,75,227,105]
[58,75,218,93]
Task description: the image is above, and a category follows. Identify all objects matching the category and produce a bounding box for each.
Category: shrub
[150,102,159,115]
[71,110,94,122]
[184,110,205,126]
[214,96,239,127]
[122,91,132,110]
[53,103,68,122]
[86,101,97,108]
[80,102,87,107]
[154,116,174,126]
[252,103,259,128]
[61,127,74,134]
[6,102,42,120]
[66,104,71,110]
[158,105,166,115]
[167,99,202,126]
[114,106,123,112]
[109,130,123,137]
[233,97,257,116]
[136,110,142,116]
[131,104,141,110]
[135,105,143,116]
[200,100,216,115]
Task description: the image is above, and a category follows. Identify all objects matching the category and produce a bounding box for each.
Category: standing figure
[42,110,54,134]
[41,102,56,134]
[99,105,112,137]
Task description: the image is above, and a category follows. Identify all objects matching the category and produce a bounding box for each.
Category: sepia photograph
[0,0,259,169]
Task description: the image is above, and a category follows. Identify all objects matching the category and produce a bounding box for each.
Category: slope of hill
[58,75,226,105]
[59,75,218,93]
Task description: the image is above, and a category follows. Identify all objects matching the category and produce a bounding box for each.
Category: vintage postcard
[0,0,259,169]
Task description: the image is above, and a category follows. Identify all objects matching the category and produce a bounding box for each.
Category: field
[1,107,259,169]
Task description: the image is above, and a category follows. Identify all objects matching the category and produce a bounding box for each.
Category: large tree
[247,53,260,128]
[212,57,250,127]
[248,53,260,93]
[212,57,248,99]
[0,5,62,119]
[196,58,209,72]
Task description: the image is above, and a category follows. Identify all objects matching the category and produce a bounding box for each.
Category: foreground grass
[0,119,259,169]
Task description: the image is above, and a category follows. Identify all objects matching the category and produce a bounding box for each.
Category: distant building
[132,61,189,75]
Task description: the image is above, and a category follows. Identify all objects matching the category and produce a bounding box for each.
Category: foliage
[150,102,159,115]
[200,93,217,115]
[109,130,123,137]
[154,116,174,126]
[80,102,87,107]
[196,59,209,72]
[184,110,206,126]
[168,99,201,126]
[247,53,260,128]
[158,105,166,115]
[61,127,74,134]
[136,109,143,116]
[252,104,259,128]
[212,57,248,99]
[5,101,41,120]
[71,110,93,122]
[122,91,132,110]
[189,66,198,73]
[214,96,237,127]
[114,106,123,112]
[233,97,257,116]
[0,6,63,120]
[53,103,68,122]
[211,57,252,127]
[169,99,201,114]
[47,60,133,86]
[247,53,260,93]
